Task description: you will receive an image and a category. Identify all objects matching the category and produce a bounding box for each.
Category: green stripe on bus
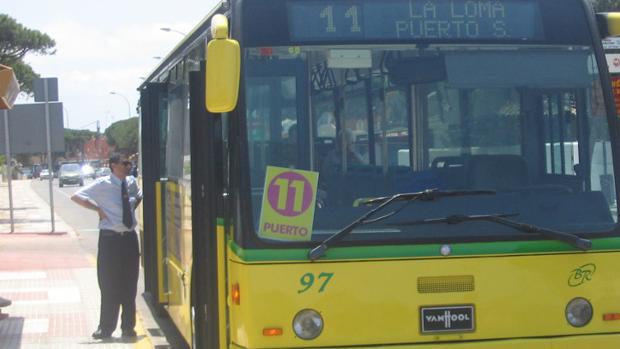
[229,237,620,262]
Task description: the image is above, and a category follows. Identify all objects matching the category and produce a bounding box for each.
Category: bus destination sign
[288,0,544,42]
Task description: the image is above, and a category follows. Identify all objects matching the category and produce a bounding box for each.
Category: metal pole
[110,92,131,118]
[3,110,14,233]
[63,106,69,128]
[44,79,56,233]
[120,94,131,118]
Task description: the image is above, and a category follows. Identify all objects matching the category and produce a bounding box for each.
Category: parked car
[32,165,41,178]
[39,169,51,180]
[59,163,84,187]
[20,168,33,179]
[95,167,111,177]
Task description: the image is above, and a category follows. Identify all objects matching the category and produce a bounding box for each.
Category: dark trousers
[97,230,140,333]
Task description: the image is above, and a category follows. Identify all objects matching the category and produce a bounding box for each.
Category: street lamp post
[109,91,131,118]
[160,27,187,36]
[63,106,69,128]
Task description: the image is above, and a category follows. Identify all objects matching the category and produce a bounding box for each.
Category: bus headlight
[566,297,593,327]
[293,309,323,340]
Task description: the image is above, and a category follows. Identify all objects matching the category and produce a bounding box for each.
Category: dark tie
[122,180,133,229]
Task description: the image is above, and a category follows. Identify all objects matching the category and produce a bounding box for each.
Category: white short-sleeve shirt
[74,174,142,232]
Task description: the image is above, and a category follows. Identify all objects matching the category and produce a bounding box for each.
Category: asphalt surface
[30,178,100,255]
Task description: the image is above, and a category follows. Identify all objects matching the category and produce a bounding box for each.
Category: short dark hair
[109,153,124,169]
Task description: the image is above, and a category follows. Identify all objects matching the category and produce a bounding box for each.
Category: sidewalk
[0,180,157,348]
[0,179,71,234]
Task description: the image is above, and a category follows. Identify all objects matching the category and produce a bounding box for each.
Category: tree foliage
[0,14,56,93]
[64,129,97,158]
[591,0,620,12]
[105,118,139,155]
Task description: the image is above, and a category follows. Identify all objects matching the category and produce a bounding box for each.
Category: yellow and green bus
[138,0,620,348]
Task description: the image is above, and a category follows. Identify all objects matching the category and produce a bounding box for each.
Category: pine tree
[0,14,56,93]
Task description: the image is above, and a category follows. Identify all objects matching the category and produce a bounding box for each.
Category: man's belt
[100,229,134,237]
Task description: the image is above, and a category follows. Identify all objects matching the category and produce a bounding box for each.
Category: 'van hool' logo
[420,306,474,333]
[568,263,596,287]
[426,311,470,328]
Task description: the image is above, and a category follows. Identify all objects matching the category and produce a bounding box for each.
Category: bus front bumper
[231,332,620,349]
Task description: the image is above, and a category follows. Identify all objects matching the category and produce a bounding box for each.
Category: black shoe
[92,328,112,339]
[122,329,137,338]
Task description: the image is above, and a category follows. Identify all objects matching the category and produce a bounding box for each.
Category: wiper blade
[393,213,592,251]
[308,189,496,261]
[389,213,519,225]
[362,189,496,205]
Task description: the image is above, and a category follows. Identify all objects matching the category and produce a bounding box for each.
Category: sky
[4,0,220,131]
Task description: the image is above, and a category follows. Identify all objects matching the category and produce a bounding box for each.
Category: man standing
[71,153,142,339]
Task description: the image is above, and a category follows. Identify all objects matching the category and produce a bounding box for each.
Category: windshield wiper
[308,189,496,261]
[361,189,496,205]
[391,213,592,251]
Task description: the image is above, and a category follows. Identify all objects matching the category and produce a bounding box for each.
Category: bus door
[526,90,591,192]
[245,57,309,173]
[187,64,226,349]
[160,72,194,341]
[138,81,168,308]
[527,87,615,206]
[244,57,309,222]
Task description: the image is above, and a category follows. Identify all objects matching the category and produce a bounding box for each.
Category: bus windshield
[244,45,618,245]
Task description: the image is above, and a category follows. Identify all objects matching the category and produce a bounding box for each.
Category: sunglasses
[114,160,132,166]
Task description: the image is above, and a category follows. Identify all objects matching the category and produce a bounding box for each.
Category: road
[30,177,100,255]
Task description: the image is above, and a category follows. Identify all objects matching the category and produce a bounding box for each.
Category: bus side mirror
[206,14,240,113]
[0,64,20,110]
[597,12,620,38]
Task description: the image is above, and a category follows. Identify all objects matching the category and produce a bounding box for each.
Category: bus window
[468,89,522,156]
[427,86,522,161]
[246,75,299,191]
[165,79,188,180]
[373,84,409,168]
[244,45,617,242]
[542,92,579,176]
[316,111,336,138]
[426,83,463,162]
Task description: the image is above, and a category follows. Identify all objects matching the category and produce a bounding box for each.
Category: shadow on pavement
[141,293,189,349]
[79,334,147,344]
[0,219,51,224]
[0,207,37,211]
[0,316,24,349]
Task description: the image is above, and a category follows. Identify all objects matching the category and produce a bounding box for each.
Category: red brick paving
[0,235,91,271]
[48,313,88,337]
[0,291,47,302]
[0,181,158,348]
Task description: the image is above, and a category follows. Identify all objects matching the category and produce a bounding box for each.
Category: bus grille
[417,275,475,293]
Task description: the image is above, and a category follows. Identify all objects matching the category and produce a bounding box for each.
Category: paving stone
[0,181,155,348]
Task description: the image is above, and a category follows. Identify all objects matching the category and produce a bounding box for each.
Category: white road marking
[56,189,73,199]
[8,287,81,305]
[0,272,46,281]
[0,287,51,293]
[22,318,50,334]
[0,286,81,305]
[48,287,81,303]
